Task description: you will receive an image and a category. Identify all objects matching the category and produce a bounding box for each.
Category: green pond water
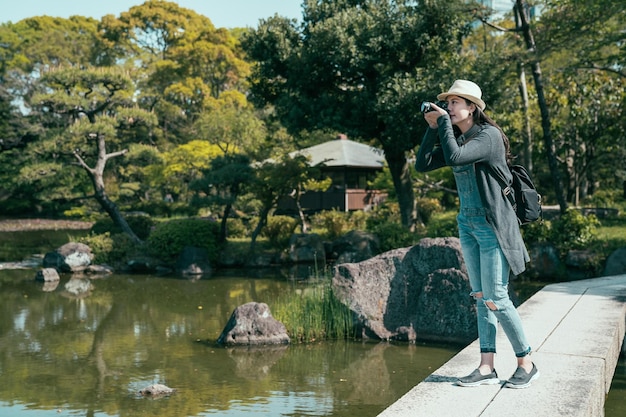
[0,229,624,417]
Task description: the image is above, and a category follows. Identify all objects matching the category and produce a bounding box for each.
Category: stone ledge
[378,275,626,417]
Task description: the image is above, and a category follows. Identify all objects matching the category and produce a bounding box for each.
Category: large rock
[332,247,410,340]
[288,233,326,264]
[43,242,93,272]
[526,242,563,280]
[603,246,626,276]
[332,237,476,343]
[330,230,380,263]
[217,302,290,346]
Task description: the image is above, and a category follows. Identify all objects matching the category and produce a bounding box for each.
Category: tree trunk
[76,133,142,245]
[296,198,307,234]
[384,146,419,230]
[220,203,232,243]
[91,174,142,245]
[291,186,308,234]
[517,63,533,171]
[249,205,271,253]
[516,0,568,213]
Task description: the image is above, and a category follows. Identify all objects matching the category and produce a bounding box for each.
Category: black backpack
[493,165,542,225]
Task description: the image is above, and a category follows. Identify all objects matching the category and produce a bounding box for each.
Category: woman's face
[446,95,475,128]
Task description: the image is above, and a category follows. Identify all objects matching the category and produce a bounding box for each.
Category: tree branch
[105,149,129,160]
[73,150,95,175]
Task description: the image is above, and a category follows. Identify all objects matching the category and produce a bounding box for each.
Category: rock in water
[217,302,290,346]
[139,384,175,397]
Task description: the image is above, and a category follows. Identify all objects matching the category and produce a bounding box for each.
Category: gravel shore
[0,219,93,232]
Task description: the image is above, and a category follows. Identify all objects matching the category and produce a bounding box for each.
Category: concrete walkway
[378,274,626,417]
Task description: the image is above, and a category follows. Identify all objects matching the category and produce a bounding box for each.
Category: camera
[421,100,448,113]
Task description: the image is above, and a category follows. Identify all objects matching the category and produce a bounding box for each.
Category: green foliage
[348,210,369,232]
[79,232,139,266]
[247,155,331,248]
[416,197,443,224]
[146,218,222,263]
[593,217,626,265]
[271,277,356,343]
[63,207,91,220]
[225,218,248,239]
[242,0,477,228]
[550,209,600,256]
[311,210,353,240]
[425,211,459,238]
[130,200,197,218]
[103,0,251,130]
[414,168,458,210]
[363,203,418,250]
[260,215,299,247]
[1,0,624,240]
[580,190,622,209]
[520,219,552,246]
[368,221,417,252]
[90,214,155,240]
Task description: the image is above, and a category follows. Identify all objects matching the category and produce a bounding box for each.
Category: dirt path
[0,219,93,232]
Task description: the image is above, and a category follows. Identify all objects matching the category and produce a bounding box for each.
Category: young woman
[415,80,539,389]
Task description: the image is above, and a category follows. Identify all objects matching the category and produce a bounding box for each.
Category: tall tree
[515,0,568,212]
[30,67,158,243]
[547,71,624,204]
[535,0,626,79]
[0,16,107,214]
[247,154,320,252]
[533,0,626,202]
[189,99,267,240]
[0,16,100,111]
[242,0,476,229]
[99,0,251,143]
[191,153,253,243]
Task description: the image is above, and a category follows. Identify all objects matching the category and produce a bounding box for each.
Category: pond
[0,229,624,417]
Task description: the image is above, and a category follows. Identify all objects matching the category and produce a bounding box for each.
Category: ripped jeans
[458,212,531,357]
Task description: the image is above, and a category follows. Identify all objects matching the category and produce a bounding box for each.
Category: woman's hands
[423,102,448,129]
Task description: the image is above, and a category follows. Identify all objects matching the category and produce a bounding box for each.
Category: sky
[2,0,303,29]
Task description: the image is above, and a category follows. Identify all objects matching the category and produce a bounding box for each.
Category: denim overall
[453,162,531,357]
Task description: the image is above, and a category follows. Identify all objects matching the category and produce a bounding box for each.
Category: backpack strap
[485,164,517,211]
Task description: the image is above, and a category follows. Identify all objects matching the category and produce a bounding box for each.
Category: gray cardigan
[415,114,529,276]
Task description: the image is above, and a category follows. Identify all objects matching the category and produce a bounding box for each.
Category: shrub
[580,189,620,208]
[79,232,140,266]
[549,209,600,256]
[364,203,402,230]
[261,215,299,247]
[146,218,222,263]
[226,217,248,239]
[416,197,443,224]
[311,209,352,239]
[426,211,458,238]
[63,207,93,220]
[369,221,417,252]
[521,219,551,245]
[347,210,369,231]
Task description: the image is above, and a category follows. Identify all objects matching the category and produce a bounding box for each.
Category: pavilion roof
[291,137,385,169]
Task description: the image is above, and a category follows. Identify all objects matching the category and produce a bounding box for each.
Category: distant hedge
[146,218,222,263]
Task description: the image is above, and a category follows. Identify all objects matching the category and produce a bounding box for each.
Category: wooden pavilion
[276,135,388,214]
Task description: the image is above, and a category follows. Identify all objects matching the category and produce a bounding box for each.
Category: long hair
[473,107,513,165]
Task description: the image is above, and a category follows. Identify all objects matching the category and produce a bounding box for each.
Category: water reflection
[0,269,458,417]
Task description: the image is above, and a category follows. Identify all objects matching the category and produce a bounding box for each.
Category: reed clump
[271,277,356,343]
